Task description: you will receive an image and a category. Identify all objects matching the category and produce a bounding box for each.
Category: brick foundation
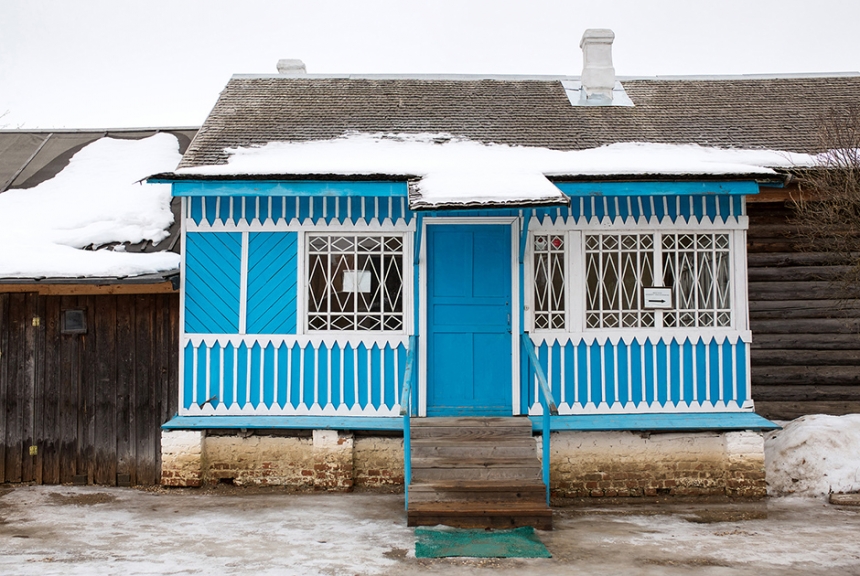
[354,437,404,487]
[161,430,204,487]
[161,430,403,491]
[161,428,765,497]
[546,430,767,498]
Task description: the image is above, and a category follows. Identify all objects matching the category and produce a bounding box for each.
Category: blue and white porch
[158,177,774,432]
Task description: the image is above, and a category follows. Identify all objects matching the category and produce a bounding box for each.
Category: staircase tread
[409,479,545,491]
[412,437,536,446]
[412,457,540,468]
[409,501,552,513]
[406,417,550,529]
[411,417,532,428]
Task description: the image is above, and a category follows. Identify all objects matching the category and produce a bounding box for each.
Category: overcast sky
[2,0,859,129]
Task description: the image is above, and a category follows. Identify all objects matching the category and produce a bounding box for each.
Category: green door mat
[414,526,551,558]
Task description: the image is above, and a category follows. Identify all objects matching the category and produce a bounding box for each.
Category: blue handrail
[400,335,417,510]
[520,333,558,506]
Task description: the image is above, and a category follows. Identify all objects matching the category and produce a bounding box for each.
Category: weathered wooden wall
[0,292,179,485]
[748,200,860,420]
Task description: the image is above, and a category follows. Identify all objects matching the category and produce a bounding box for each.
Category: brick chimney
[580,29,616,103]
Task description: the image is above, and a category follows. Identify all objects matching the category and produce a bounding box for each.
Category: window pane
[662,232,731,328]
[307,234,405,331]
[533,234,566,331]
[585,233,654,328]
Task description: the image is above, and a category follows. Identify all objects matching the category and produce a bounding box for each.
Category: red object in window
[551,237,563,249]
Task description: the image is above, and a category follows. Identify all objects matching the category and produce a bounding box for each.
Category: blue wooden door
[426,224,513,416]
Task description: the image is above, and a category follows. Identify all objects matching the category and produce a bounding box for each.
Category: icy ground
[0,133,181,278]
[1,416,858,575]
[0,486,859,576]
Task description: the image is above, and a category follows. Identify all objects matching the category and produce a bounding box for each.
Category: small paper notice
[342,270,371,293]
[643,287,673,309]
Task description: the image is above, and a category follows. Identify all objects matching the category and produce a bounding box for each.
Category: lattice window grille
[585,233,655,329]
[307,234,405,331]
[532,234,566,330]
[662,233,731,328]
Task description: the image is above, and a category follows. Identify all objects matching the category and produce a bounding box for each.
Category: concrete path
[1,485,859,575]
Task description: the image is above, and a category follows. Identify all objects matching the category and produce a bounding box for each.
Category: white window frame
[526,220,748,335]
[301,230,412,335]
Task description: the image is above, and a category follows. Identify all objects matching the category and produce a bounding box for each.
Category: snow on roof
[765,414,860,497]
[0,133,181,279]
[173,133,817,207]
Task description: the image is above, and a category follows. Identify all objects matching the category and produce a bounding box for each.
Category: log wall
[748,201,860,420]
[0,292,179,485]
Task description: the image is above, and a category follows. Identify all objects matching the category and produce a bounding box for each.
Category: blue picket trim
[536,336,750,411]
[169,180,409,197]
[529,413,779,431]
[163,415,404,430]
[187,193,745,227]
[189,195,414,225]
[554,181,760,197]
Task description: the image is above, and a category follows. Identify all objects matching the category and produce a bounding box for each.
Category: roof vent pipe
[580,29,616,103]
[277,59,307,74]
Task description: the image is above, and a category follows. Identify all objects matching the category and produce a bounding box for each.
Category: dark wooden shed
[748,186,860,420]
[0,129,193,486]
[0,287,179,485]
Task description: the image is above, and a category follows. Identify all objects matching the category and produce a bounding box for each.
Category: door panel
[426,224,513,416]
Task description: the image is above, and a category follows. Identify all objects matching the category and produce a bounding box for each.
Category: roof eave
[547,172,787,185]
[148,172,420,183]
[409,196,571,211]
[0,270,179,285]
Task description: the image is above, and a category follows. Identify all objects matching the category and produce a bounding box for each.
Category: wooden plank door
[426,224,513,416]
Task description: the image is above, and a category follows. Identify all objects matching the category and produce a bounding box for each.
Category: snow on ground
[0,133,181,278]
[175,132,819,206]
[765,414,860,497]
[2,486,860,576]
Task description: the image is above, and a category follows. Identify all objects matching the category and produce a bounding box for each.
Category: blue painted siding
[526,335,750,413]
[532,194,745,223]
[184,232,242,334]
[246,232,298,334]
[554,180,759,197]
[188,193,742,227]
[189,195,413,226]
[181,337,407,415]
[428,195,743,223]
[171,180,409,197]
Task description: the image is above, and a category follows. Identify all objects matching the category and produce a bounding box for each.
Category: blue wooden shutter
[184,232,242,333]
[246,232,298,334]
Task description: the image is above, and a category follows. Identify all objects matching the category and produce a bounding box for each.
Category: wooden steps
[407,417,552,530]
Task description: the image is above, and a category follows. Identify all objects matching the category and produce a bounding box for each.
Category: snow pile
[0,133,181,278]
[765,414,860,497]
[175,132,818,206]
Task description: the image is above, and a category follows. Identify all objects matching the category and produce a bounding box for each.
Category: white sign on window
[643,287,673,309]
[342,270,371,293]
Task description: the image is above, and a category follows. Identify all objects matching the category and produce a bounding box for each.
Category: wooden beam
[755,400,860,420]
[746,185,797,203]
[0,282,176,296]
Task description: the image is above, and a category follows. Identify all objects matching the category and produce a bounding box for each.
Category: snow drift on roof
[0,133,181,279]
[173,132,817,207]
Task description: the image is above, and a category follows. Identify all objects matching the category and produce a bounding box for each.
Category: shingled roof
[0,129,197,283]
[178,74,860,169]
